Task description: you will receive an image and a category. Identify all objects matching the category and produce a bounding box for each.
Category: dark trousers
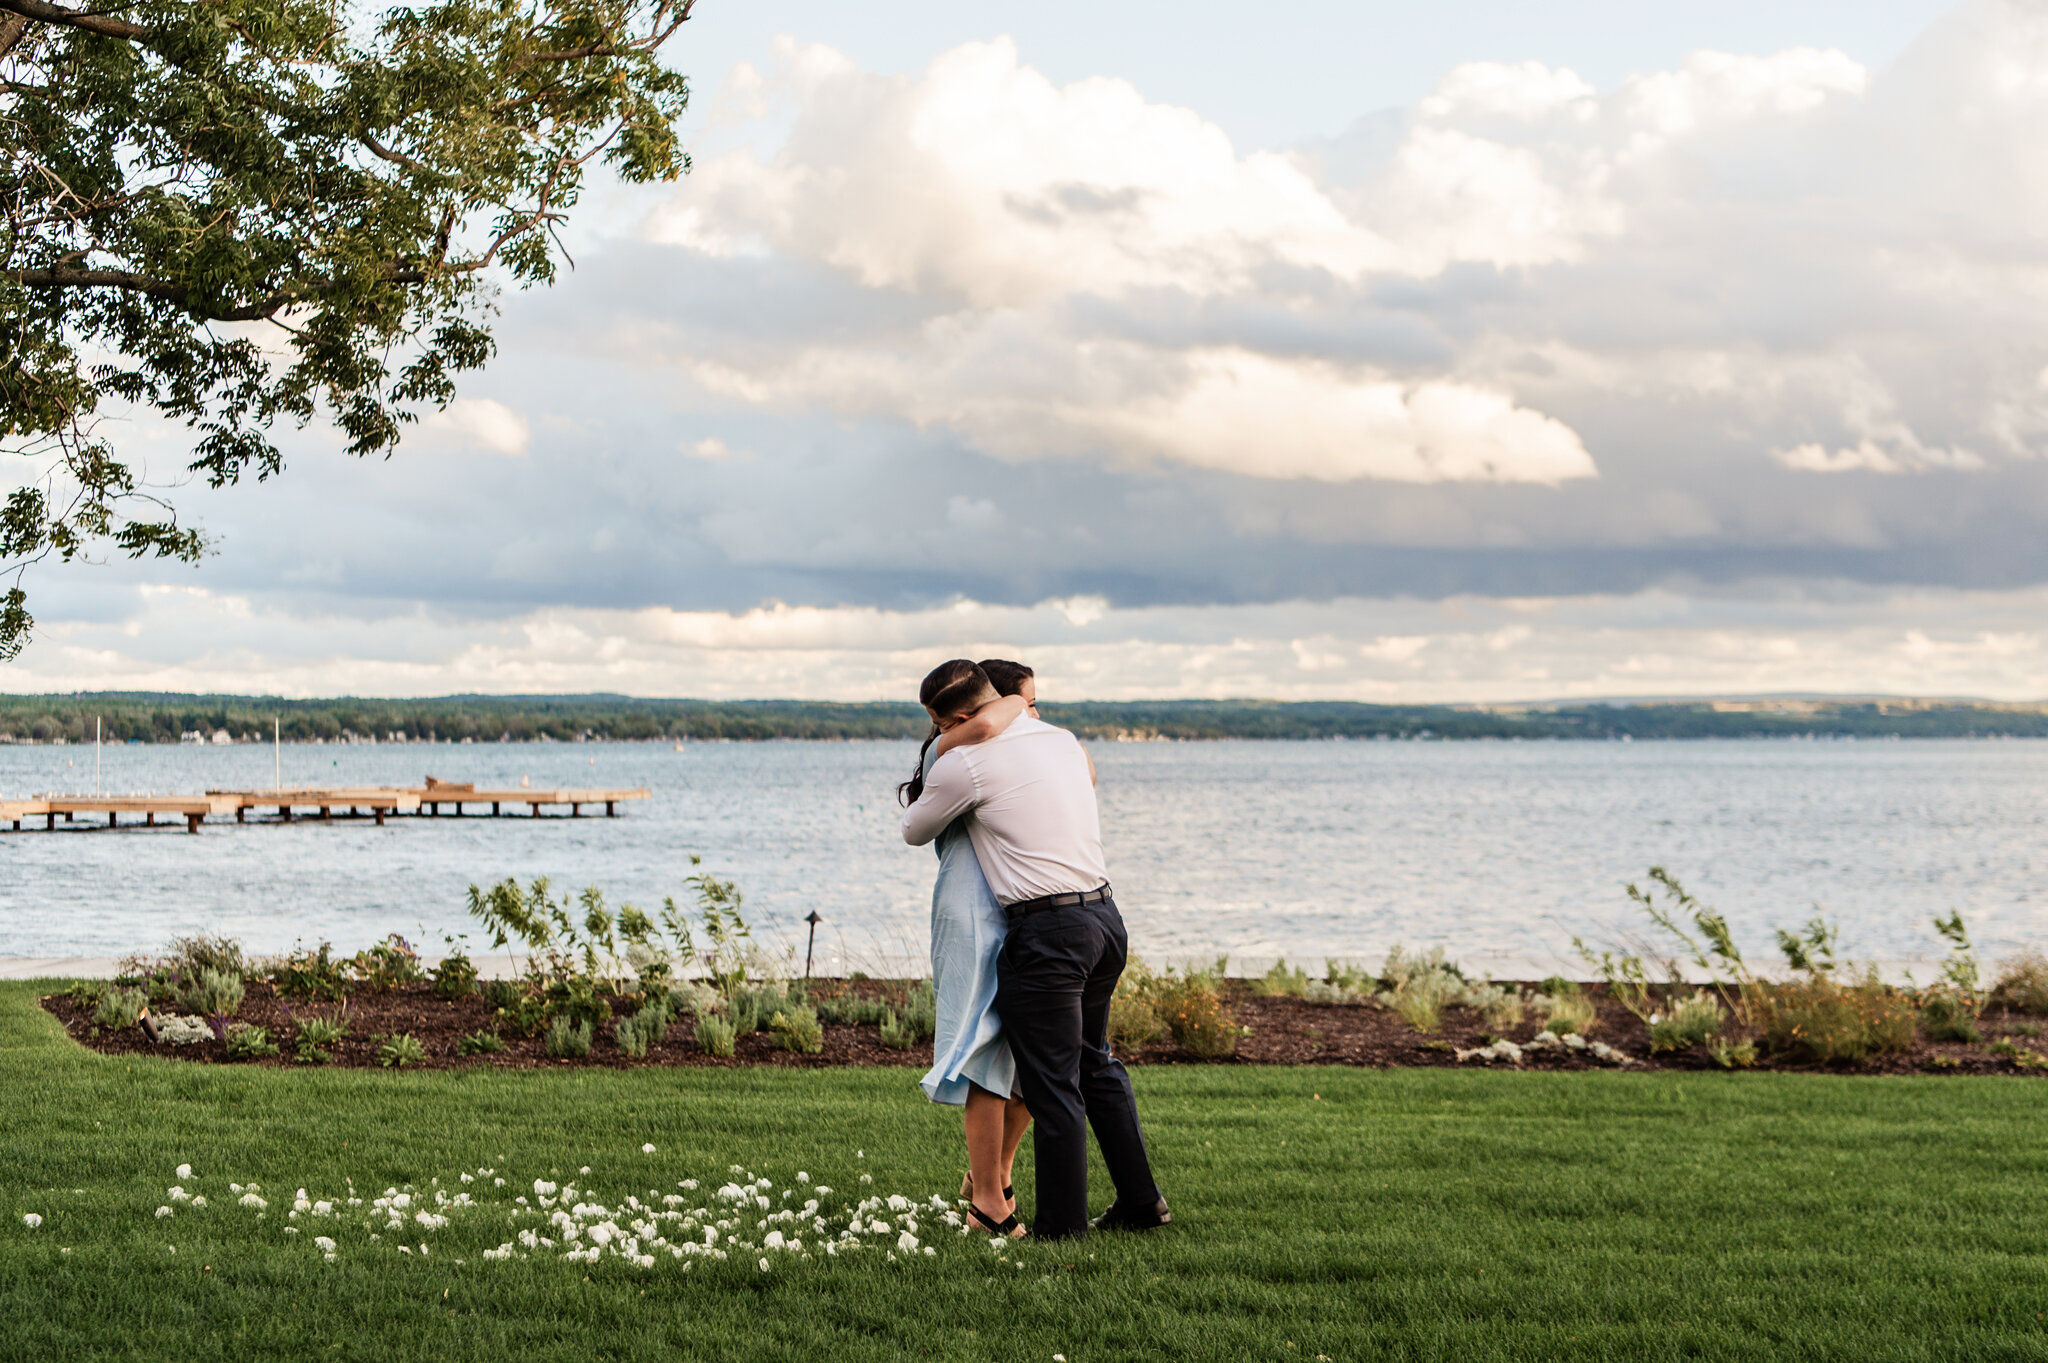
[995,897,1161,1239]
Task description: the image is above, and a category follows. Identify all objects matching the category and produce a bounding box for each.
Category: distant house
[210,730,232,745]
[179,731,204,744]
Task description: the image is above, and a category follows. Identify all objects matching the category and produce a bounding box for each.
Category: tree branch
[0,0,152,42]
[8,261,449,321]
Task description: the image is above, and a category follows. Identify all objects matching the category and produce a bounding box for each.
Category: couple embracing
[898,658,1171,1241]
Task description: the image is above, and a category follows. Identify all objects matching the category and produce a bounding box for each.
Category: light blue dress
[919,773,1017,1106]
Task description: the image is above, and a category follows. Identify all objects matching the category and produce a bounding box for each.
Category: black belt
[1004,883,1113,918]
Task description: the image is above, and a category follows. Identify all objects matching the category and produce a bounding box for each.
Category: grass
[4,982,2047,1361]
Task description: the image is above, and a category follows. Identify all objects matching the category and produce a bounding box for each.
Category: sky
[14,0,2048,703]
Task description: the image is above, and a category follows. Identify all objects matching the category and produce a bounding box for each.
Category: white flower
[397,1245,413,1255]
[680,1179,699,1191]
[238,1194,268,1210]
[314,1236,336,1252]
[856,1150,864,1159]
[757,1257,770,1272]
[923,1246,935,1257]
[796,1172,809,1183]
[886,1195,909,1212]
[859,1174,872,1185]
[813,1186,831,1197]
[284,1227,299,1235]
[313,1201,333,1216]
[176,1164,193,1180]
[579,1166,591,1175]
[641,1144,656,1154]
[229,1183,242,1193]
[897,1231,919,1252]
[190,1196,207,1209]
[1054,1355,1066,1361]
[460,1174,473,1184]
[168,1187,188,1201]
[21,1214,40,1229]
[534,1181,557,1196]
[155,1206,173,1219]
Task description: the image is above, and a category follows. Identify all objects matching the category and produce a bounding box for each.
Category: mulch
[39,980,2048,1076]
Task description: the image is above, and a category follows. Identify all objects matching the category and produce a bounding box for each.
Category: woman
[899,658,1035,1238]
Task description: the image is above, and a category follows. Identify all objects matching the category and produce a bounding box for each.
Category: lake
[2,738,2043,976]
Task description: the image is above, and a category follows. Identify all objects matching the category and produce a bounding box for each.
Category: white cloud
[423,398,531,456]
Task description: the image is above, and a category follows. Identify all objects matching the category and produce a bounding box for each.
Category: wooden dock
[0,781,649,833]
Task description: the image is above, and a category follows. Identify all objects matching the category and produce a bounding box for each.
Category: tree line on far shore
[2,693,2046,745]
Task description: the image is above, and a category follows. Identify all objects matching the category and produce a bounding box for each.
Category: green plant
[374,1033,427,1068]
[1578,869,1760,1034]
[432,953,479,999]
[293,1045,331,1066]
[1375,945,1462,1033]
[349,935,424,991]
[91,986,148,1030]
[811,990,888,1027]
[694,1015,737,1058]
[614,998,669,1058]
[894,980,937,1043]
[666,980,725,1021]
[64,980,106,1008]
[456,1030,505,1056]
[1920,989,1981,1044]
[1302,979,1365,1005]
[2008,1021,2044,1039]
[1152,970,1239,1058]
[1325,960,1377,994]
[1757,977,1916,1065]
[176,968,244,1019]
[1711,1040,1758,1069]
[1990,950,2048,1015]
[878,1010,919,1050]
[544,1016,592,1059]
[1648,990,1725,1052]
[729,990,763,1035]
[1537,992,1598,1036]
[1988,1039,2048,1069]
[614,1013,650,1058]
[1459,980,1525,1031]
[223,1023,279,1060]
[540,974,612,1032]
[768,1006,824,1055]
[494,987,550,1038]
[271,943,350,1002]
[1255,959,1310,997]
[1109,991,1167,1048]
[482,978,523,1010]
[296,1015,349,1047]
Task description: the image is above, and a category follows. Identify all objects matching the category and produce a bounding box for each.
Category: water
[2,739,2044,974]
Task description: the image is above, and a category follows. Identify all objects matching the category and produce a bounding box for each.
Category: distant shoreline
[4,692,2048,744]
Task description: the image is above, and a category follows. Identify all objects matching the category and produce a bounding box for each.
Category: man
[902,664,1170,1240]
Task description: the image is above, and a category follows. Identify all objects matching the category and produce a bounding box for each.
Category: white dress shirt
[901,715,1108,905]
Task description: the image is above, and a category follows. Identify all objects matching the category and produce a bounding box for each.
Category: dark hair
[897,659,996,805]
[978,658,1034,697]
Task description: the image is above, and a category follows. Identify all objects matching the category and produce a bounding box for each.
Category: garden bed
[40,978,2048,1075]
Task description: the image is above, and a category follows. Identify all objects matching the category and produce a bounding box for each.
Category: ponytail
[898,724,941,806]
[896,658,995,805]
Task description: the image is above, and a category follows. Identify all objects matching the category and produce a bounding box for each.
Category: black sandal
[966,1203,1024,1239]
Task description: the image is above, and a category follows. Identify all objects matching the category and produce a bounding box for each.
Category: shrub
[1711,1040,1758,1069]
[1325,960,1377,994]
[296,1015,349,1047]
[1757,978,1916,1065]
[1991,951,2048,1015]
[1109,991,1167,1048]
[271,943,349,1002]
[1538,993,1598,1036]
[1648,990,1725,1052]
[544,1016,592,1059]
[432,953,479,999]
[350,935,424,991]
[541,975,612,1032]
[1459,981,1525,1031]
[878,1010,919,1050]
[769,1006,825,1055]
[1301,980,1365,1006]
[374,1033,427,1068]
[482,978,523,1010]
[729,990,763,1035]
[1255,959,1310,997]
[294,1045,331,1066]
[615,1013,651,1058]
[812,990,888,1027]
[1152,972,1238,1059]
[223,1024,279,1060]
[1375,945,1463,1033]
[896,980,937,1042]
[177,968,244,1019]
[91,986,149,1030]
[457,1029,505,1056]
[666,980,724,1021]
[1921,988,1981,1044]
[495,987,550,1038]
[695,1015,736,1058]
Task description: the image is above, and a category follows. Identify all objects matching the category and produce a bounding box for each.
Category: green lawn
[3,980,2045,1362]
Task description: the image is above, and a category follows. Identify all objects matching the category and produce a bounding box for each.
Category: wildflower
[314,1237,336,1252]
[680,1179,699,1191]
[579,1167,591,1175]
[856,1150,864,1159]
[21,1214,41,1229]
[641,1144,656,1154]
[764,1230,785,1250]
[155,1206,174,1219]
[923,1246,935,1257]
[460,1174,473,1184]
[534,1181,557,1196]
[757,1257,770,1272]
[239,1193,268,1210]
[168,1187,189,1201]
[886,1195,909,1212]
[229,1184,242,1193]
[191,1196,208,1209]
[897,1231,919,1252]
[397,1245,413,1255]
[176,1164,193,1180]
[1054,1355,1066,1361]
[859,1174,873,1185]
[797,1172,810,1183]
[313,1201,333,1216]
[813,1186,831,1197]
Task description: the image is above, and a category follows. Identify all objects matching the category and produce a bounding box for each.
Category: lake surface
[2,739,2044,975]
